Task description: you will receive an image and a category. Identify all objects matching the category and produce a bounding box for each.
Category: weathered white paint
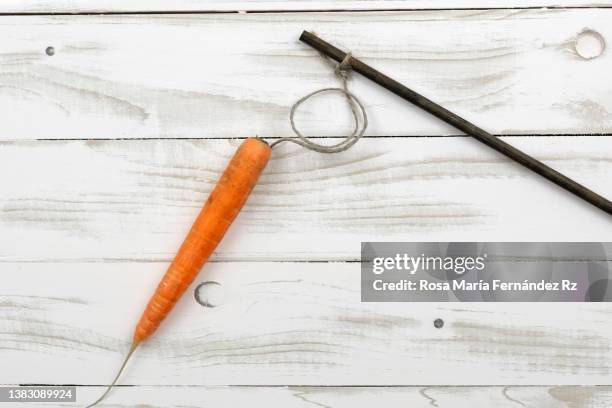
[0,137,610,262]
[0,1,610,13]
[11,386,612,408]
[0,9,610,140]
[0,4,611,402]
[2,262,612,385]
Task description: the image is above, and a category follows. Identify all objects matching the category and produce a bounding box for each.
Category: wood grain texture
[0,4,611,400]
[9,386,612,408]
[0,137,610,262]
[2,261,612,385]
[1,1,611,13]
[0,9,610,140]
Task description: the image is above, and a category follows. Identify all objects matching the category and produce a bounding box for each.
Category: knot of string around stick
[270,52,368,153]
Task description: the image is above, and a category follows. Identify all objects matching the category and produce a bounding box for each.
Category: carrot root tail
[84,341,140,408]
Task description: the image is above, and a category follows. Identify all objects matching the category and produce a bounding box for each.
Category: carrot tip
[84,341,140,408]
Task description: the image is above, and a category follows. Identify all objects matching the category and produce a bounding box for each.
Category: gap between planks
[1,6,612,16]
[31,133,612,142]
[0,1,612,15]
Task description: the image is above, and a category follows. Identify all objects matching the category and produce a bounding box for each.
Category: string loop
[270,52,368,153]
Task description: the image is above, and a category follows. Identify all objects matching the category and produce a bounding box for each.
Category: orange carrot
[135,137,270,343]
[86,137,271,408]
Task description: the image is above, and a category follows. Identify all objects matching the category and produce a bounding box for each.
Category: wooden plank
[0,1,611,13]
[10,386,612,408]
[0,137,610,262]
[2,261,612,385]
[0,9,610,140]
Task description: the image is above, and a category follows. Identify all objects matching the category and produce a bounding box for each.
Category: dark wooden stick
[299,30,612,216]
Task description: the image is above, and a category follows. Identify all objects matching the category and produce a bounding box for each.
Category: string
[270,52,368,153]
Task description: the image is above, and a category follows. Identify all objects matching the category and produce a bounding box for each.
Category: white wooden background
[1,1,611,407]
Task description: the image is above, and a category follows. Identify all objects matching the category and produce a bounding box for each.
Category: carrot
[86,137,271,408]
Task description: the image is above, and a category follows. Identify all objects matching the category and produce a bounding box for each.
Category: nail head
[575,30,605,60]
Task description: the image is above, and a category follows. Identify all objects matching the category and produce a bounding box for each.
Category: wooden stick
[299,30,612,216]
